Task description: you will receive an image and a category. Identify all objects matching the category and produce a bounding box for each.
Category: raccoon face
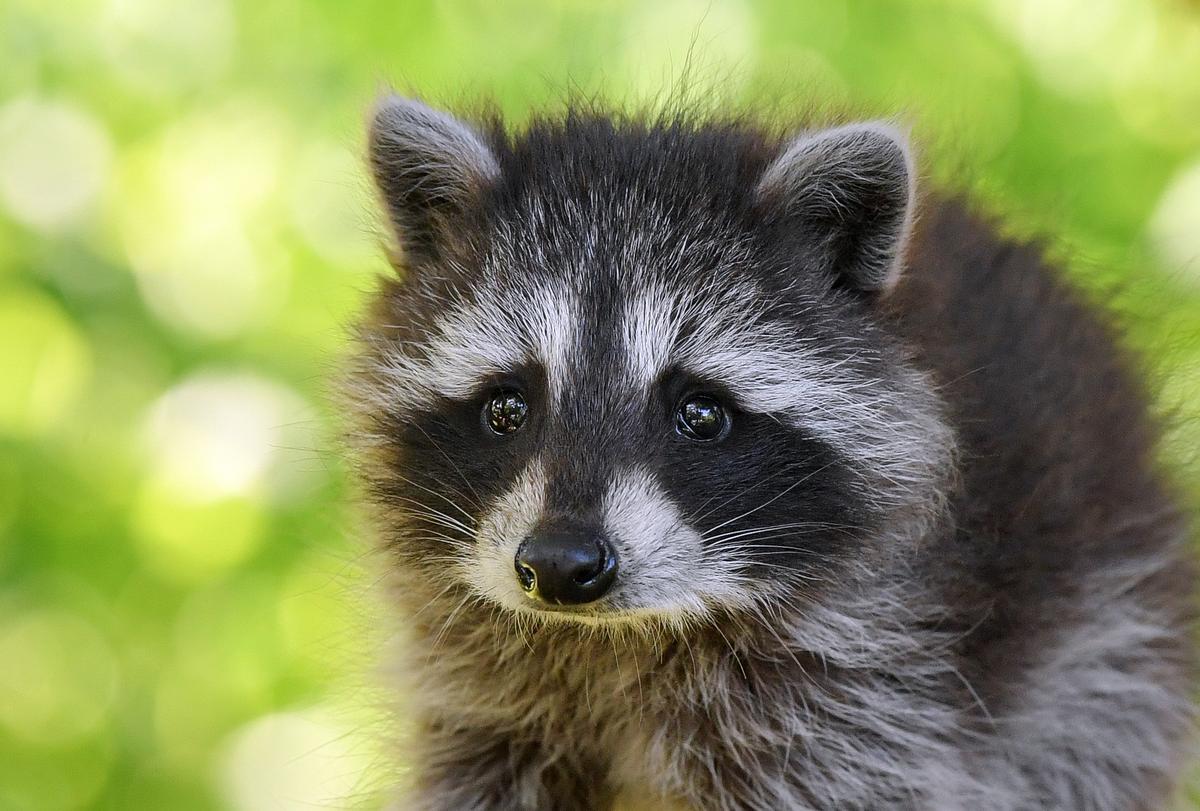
[354,97,953,628]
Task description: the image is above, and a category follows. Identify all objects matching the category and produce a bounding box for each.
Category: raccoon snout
[514,526,618,606]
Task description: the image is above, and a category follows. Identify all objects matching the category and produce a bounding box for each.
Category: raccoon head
[353,96,954,630]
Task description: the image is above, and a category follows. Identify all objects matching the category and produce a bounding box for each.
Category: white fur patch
[469,458,550,612]
[602,466,752,623]
[372,281,577,411]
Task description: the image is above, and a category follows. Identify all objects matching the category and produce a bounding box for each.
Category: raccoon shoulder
[893,199,1180,543]
[889,196,1193,703]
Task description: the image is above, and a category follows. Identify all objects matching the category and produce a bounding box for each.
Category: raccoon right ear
[367,95,499,262]
[756,122,915,293]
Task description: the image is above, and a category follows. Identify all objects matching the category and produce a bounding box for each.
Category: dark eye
[676,395,729,442]
[484,389,528,435]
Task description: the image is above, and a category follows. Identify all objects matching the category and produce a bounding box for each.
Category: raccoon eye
[484,389,528,435]
[676,395,729,442]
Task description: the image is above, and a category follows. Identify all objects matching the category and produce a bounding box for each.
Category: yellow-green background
[2,1,1199,808]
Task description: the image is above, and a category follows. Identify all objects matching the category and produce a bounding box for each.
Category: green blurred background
[2,0,1199,808]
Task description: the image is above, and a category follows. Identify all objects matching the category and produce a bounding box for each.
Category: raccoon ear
[367,95,500,261]
[756,122,915,293]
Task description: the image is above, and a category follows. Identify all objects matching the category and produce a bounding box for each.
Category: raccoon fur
[347,95,1197,810]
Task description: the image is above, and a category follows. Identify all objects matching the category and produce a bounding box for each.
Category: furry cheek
[601,466,756,621]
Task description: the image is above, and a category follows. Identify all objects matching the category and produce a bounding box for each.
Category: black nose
[514,527,618,606]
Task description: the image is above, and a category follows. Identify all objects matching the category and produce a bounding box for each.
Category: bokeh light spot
[986,0,1130,99]
[117,101,291,339]
[0,606,120,746]
[620,0,756,101]
[99,0,234,96]
[132,478,265,584]
[0,288,91,437]
[0,97,112,231]
[288,142,376,268]
[1110,20,1200,148]
[1149,159,1200,287]
[219,709,372,811]
[143,370,322,504]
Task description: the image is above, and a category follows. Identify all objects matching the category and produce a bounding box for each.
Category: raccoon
[347,95,1196,810]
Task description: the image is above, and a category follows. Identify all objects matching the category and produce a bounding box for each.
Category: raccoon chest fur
[351,95,1196,810]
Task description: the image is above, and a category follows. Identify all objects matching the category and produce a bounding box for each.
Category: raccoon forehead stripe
[621,286,684,387]
[621,288,864,423]
[375,284,577,410]
[620,283,773,388]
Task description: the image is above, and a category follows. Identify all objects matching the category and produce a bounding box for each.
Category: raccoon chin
[507,602,685,630]
[499,600,746,639]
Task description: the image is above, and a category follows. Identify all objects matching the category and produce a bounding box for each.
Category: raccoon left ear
[367,95,500,263]
[756,123,915,293]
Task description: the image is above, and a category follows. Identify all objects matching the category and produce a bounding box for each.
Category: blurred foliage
[1,0,1199,809]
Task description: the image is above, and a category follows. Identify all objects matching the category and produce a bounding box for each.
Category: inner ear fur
[756,122,916,293]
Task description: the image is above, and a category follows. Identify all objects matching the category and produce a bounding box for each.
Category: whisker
[700,461,838,537]
[410,422,487,508]
[687,463,793,525]
[390,469,480,522]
